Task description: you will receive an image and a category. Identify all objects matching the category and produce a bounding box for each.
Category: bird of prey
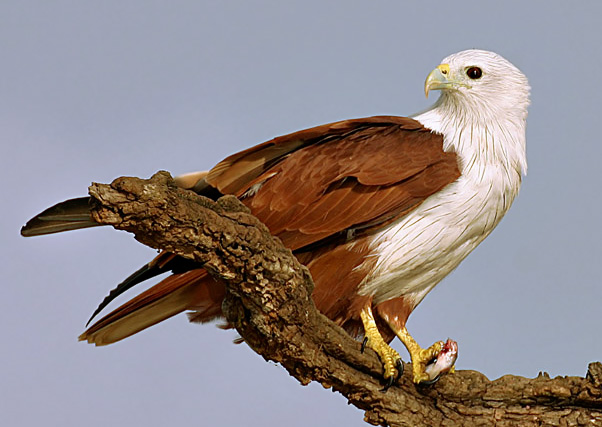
[21,49,529,386]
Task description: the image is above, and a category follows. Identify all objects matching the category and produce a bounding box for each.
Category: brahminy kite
[22,49,529,386]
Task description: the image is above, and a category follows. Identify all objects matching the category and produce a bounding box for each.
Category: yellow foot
[360,306,403,389]
[395,327,458,384]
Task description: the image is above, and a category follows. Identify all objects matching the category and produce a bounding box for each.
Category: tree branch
[88,171,602,426]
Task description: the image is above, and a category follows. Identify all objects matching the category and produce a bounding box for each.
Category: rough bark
[88,171,602,427]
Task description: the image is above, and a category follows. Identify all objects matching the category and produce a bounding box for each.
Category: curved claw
[381,375,396,392]
[417,374,441,386]
[395,358,404,381]
[361,337,368,353]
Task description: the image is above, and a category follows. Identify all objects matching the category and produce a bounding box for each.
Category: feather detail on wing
[85,252,189,326]
[79,269,216,346]
[20,197,98,236]
[218,116,461,251]
[173,170,209,190]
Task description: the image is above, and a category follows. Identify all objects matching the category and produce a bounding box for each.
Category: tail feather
[79,269,213,346]
[21,197,99,236]
[86,252,182,326]
[22,173,230,346]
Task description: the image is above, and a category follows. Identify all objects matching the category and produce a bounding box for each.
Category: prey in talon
[423,339,458,384]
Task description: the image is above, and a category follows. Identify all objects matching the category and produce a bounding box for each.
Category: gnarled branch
[88,171,602,427]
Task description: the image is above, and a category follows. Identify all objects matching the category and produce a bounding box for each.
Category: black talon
[395,359,404,381]
[381,374,396,392]
[418,374,441,386]
[361,337,368,353]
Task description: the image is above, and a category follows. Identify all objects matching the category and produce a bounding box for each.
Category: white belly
[360,165,520,306]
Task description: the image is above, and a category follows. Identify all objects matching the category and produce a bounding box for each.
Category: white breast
[359,107,526,308]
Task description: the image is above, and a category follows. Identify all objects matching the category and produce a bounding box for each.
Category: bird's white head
[425,49,530,126]
[417,49,530,176]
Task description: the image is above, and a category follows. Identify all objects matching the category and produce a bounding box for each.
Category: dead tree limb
[88,171,602,427]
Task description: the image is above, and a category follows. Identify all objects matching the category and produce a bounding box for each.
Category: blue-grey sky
[2,2,601,426]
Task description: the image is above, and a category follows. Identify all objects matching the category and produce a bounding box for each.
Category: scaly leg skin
[395,327,456,384]
[360,306,403,390]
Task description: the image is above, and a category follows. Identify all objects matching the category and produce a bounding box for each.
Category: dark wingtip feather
[85,254,197,325]
[86,263,158,326]
[21,197,98,236]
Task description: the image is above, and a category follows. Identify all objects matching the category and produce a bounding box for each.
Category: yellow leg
[360,306,402,387]
[395,326,449,384]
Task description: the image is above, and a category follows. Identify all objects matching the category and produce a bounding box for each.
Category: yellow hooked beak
[424,63,469,97]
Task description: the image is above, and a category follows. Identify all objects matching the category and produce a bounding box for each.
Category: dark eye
[466,66,482,79]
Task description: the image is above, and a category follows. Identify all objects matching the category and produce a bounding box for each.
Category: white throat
[413,92,528,178]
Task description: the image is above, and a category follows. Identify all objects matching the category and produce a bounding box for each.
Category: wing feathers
[20,197,99,236]
[237,119,460,251]
[173,170,209,190]
[206,116,426,194]
[79,269,209,346]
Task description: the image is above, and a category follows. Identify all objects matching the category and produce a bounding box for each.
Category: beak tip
[424,65,451,99]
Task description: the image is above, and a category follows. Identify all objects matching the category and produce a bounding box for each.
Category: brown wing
[208,116,461,251]
[80,116,460,345]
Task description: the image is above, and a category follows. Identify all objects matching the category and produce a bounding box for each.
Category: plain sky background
[2,2,601,426]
